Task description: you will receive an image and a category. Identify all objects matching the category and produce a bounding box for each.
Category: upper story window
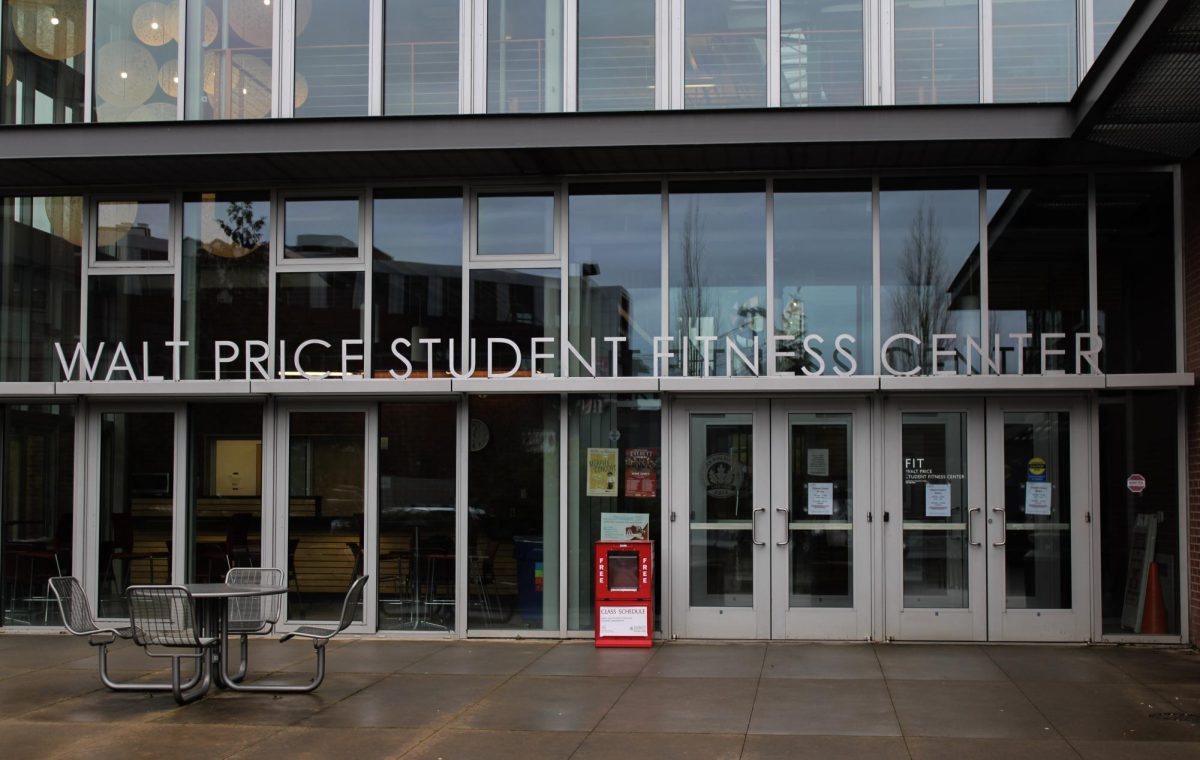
[780,0,864,107]
[185,0,277,119]
[893,0,979,105]
[2,0,86,124]
[684,0,767,109]
[993,0,1076,103]
[384,0,460,115]
[293,0,371,117]
[577,0,656,112]
[487,0,563,113]
[93,0,180,122]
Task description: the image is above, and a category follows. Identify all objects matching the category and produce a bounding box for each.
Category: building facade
[0,0,1196,645]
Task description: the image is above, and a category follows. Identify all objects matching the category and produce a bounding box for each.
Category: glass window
[468,394,560,630]
[96,199,170,263]
[470,268,561,376]
[577,0,655,111]
[276,272,365,377]
[894,0,979,105]
[993,0,1076,103]
[384,0,459,115]
[294,0,370,117]
[669,183,766,376]
[286,411,365,622]
[0,197,82,382]
[373,191,463,378]
[87,274,174,380]
[684,0,767,108]
[1,404,75,627]
[378,401,457,631]
[879,179,980,375]
[1097,173,1176,374]
[476,192,555,256]
[773,180,872,375]
[185,0,275,120]
[93,0,179,122]
[987,175,1088,374]
[97,410,174,618]
[487,0,563,113]
[1,0,86,124]
[1094,0,1134,57]
[181,192,270,379]
[568,395,661,630]
[788,412,854,608]
[187,403,263,583]
[780,0,864,107]
[568,185,661,377]
[1099,391,1180,635]
[284,198,360,259]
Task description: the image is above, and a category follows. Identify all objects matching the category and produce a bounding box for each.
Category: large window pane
[181,192,270,379]
[880,179,980,375]
[685,0,767,108]
[568,395,661,630]
[96,199,169,263]
[0,197,81,382]
[1097,173,1175,374]
[1099,391,1180,634]
[669,183,766,376]
[2,0,86,124]
[287,411,365,622]
[470,268,561,376]
[87,274,174,380]
[468,394,560,630]
[373,191,463,378]
[285,198,359,259]
[568,185,661,377]
[185,0,275,120]
[276,272,365,377]
[987,175,1088,374]
[384,0,459,115]
[578,0,655,111]
[187,403,263,583]
[993,0,1076,103]
[378,401,457,631]
[97,411,174,619]
[773,181,871,375]
[93,0,178,122]
[1095,0,1133,58]
[1,404,74,627]
[294,0,370,117]
[780,0,863,107]
[477,192,555,256]
[487,0,563,113]
[894,0,978,105]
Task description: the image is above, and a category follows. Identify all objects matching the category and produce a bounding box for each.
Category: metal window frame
[468,185,564,265]
[275,191,369,270]
[88,194,178,270]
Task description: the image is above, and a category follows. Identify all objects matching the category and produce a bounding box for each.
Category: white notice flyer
[598,606,648,637]
[925,483,951,517]
[806,448,830,477]
[1025,482,1052,515]
[807,482,834,516]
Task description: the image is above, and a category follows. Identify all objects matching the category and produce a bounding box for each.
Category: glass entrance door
[671,398,869,639]
[883,397,1091,642]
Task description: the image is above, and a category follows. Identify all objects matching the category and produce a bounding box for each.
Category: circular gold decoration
[228,0,307,49]
[157,58,179,97]
[294,71,308,109]
[133,1,174,47]
[45,196,83,248]
[95,39,157,107]
[231,53,271,118]
[9,0,87,61]
[96,202,139,248]
[161,3,217,46]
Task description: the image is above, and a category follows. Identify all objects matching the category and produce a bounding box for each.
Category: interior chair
[221,575,368,694]
[126,585,215,705]
[50,576,204,694]
[223,566,285,682]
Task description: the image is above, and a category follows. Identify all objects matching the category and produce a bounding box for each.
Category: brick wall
[1185,158,1200,644]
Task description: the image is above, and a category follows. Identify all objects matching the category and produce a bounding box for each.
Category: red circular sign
[1127,474,1147,494]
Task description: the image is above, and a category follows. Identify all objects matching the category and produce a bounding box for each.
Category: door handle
[775,507,791,546]
[751,508,766,546]
[968,507,981,547]
[992,507,1007,546]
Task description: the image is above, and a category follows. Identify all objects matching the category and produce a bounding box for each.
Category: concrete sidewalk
[2,634,1200,759]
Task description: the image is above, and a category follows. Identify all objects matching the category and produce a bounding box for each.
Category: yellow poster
[587,447,619,497]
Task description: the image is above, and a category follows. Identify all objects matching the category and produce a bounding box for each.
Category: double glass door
[670,399,871,639]
[883,397,1091,642]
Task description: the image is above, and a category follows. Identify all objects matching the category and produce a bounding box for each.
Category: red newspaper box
[595,540,653,648]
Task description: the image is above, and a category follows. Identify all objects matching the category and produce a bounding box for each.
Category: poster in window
[624,447,658,499]
[587,447,619,497]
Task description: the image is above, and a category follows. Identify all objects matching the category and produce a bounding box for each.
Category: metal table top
[182,583,287,599]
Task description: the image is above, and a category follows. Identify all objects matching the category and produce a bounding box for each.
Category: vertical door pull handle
[992,507,1007,546]
[775,507,791,546]
[968,507,982,547]
[752,507,766,546]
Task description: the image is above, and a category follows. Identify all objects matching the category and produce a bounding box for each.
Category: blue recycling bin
[513,536,544,625]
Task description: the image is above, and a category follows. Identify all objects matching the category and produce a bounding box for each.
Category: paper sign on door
[806,448,829,477]
[1025,481,1052,515]
[807,482,833,515]
[925,483,951,517]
